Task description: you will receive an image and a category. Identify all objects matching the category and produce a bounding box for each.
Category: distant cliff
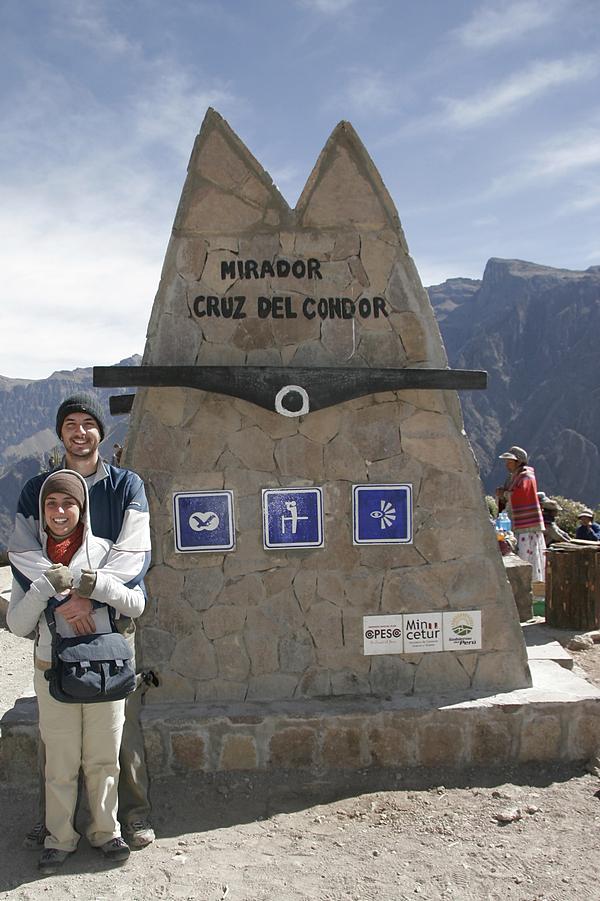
[428,259,600,505]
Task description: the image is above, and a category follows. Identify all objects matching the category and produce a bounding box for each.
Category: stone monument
[5,112,600,789]
[94,110,600,778]
[112,108,530,707]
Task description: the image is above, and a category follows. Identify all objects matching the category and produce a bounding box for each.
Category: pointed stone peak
[174,111,405,237]
[192,109,289,205]
[295,120,402,232]
[174,108,290,234]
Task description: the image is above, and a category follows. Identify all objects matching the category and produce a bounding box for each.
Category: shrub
[485,495,498,518]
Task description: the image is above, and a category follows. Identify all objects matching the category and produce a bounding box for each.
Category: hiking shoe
[23,822,49,849]
[123,820,155,849]
[100,837,131,861]
[38,848,72,875]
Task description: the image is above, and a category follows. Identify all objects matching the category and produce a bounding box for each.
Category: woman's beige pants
[34,669,125,852]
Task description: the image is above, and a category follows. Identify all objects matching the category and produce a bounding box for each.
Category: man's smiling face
[60,412,101,461]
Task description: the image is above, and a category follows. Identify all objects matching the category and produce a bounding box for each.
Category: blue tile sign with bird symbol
[173,490,235,552]
[352,484,412,545]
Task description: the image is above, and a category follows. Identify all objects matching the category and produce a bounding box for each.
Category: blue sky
[1,0,599,379]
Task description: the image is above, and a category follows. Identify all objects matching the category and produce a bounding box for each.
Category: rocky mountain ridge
[428,258,600,505]
[0,256,598,550]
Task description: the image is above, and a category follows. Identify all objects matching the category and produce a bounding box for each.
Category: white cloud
[472,216,499,228]
[560,187,600,214]
[0,185,161,378]
[442,55,597,128]
[378,52,597,146]
[533,132,600,177]
[132,68,237,161]
[341,70,397,115]
[54,0,138,55]
[487,125,600,196]
[298,0,358,12]
[0,47,245,378]
[455,0,561,49]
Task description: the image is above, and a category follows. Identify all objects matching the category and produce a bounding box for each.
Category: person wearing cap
[8,394,154,851]
[7,470,145,874]
[576,510,600,541]
[496,445,546,581]
[539,494,571,546]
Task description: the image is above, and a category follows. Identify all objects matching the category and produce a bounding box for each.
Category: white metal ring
[274,385,310,417]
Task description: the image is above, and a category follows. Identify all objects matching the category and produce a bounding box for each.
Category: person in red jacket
[496,445,546,582]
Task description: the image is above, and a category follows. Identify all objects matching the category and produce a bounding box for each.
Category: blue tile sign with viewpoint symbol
[173,490,235,553]
[352,484,413,545]
[262,488,324,549]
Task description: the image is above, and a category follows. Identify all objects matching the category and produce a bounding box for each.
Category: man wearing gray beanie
[9,393,155,851]
[55,394,106,442]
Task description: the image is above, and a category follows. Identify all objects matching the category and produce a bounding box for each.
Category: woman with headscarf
[496,445,546,582]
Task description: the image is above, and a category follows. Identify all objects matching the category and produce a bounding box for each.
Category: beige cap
[499,445,528,463]
[542,499,562,512]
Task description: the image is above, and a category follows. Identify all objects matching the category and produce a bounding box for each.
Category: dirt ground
[2,568,600,900]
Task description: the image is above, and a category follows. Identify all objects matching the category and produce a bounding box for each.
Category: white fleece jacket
[7,470,144,664]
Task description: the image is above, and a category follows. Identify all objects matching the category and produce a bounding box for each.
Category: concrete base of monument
[3,660,598,787]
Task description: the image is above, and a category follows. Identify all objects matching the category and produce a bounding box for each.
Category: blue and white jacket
[8,470,146,665]
[9,460,151,595]
[576,522,600,542]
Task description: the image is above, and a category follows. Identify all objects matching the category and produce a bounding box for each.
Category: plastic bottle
[496,510,511,533]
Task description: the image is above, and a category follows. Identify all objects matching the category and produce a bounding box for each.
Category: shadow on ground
[0,761,589,893]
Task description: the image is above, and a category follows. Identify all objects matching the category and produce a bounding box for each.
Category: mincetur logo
[451,613,474,637]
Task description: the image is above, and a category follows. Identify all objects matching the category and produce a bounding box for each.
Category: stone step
[527,641,574,670]
[3,661,599,785]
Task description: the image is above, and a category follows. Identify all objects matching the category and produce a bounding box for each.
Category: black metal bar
[109,394,135,415]
[94,365,487,414]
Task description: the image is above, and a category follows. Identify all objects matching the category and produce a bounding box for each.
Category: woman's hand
[44,563,73,593]
[77,569,97,598]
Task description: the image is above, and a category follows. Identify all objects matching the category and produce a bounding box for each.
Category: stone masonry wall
[124,109,531,704]
[3,680,599,783]
[142,696,600,775]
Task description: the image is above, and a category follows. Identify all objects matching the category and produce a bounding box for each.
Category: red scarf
[46,522,84,565]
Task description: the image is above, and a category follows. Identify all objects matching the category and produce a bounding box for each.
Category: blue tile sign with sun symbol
[173,490,235,553]
[262,487,324,549]
[352,484,413,545]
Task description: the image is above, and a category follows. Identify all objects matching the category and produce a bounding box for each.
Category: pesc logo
[364,626,402,641]
[363,614,404,655]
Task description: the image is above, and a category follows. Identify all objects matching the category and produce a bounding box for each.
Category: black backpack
[44,606,137,703]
